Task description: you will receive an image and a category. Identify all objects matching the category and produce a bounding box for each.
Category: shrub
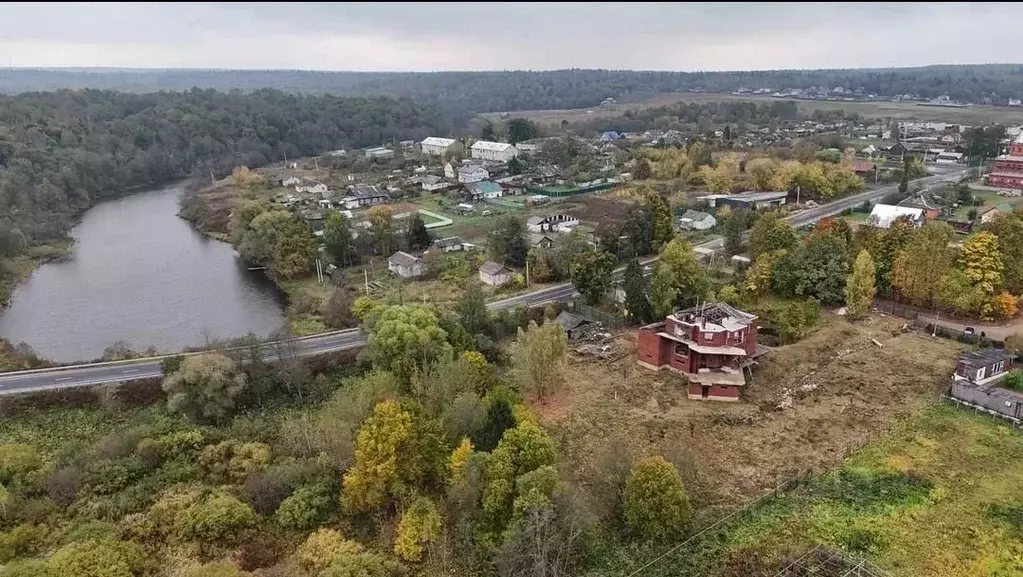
[0,559,54,577]
[394,497,443,562]
[0,445,42,488]
[174,491,258,545]
[48,539,144,577]
[295,528,364,573]
[63,520,119,544]
[1005,370,1023,392]
[319,553,402,577]
[200,440,271,484]
[274,484,334,530]
[181,562,249,577]
[241,463,310,516]
[622,456,691,542]
[45,466,83,508]
[83,458,146,496]
[0,524,48,563]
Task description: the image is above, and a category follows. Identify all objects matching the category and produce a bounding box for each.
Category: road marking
[55,376,74,382]
[121,369,141,374]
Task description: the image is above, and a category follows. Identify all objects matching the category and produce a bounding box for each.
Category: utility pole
[525,258,530,288]
[314,157,319,172]
[364,268,369,295]
[795,185,801,206]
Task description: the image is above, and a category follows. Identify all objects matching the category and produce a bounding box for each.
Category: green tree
[323,210,355,266]
[507,156,522,175]
[367,205,396,255]
[48,540,144,577]
[939,269,987,316]
[228,200,266,245]
[406,213,432,250]
[319,553,402,577]
[845,250,876,318]
[481,121,496,141]
[633,158,652,180]
[483,421,557,533]
[749,211,797,258]
[324,288,355,329]
[646,193,674,251]
[456,281,490,337]
[490,215,529,268]
[161,353,247,423]
[872,217,916,294]
[571,250,615,305]
[892,222,956,308]
[623,258,654,323]
[623,456,691,542]
[474,397,517,453]
[506,118,538,145]
[342,400,413,512]
[650,237,709,317]
[723,208,747,255]
[624,205,654,257]
[271,217,316,278]
[394,497,443,562]
[512,321,568,401]
[960,230,1004,295]
[1,559,53,577]
[898,154,910,194]
[238,209,293,264]
[181,562,248,577]
[364,305,452,387]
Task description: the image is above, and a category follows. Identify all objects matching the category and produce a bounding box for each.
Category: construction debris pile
[555,311,624,360]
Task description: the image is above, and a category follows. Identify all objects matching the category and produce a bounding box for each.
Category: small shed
[387,251,424,278]
[953,349,1014,385]
[678,209,717,231]
[479,261,513,286]
[554,311,596,341]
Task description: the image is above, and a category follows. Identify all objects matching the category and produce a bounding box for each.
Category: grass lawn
[955,188,1023,219]
[603,405,1023,577]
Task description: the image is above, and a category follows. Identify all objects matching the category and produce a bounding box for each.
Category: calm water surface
[0,184,286,362]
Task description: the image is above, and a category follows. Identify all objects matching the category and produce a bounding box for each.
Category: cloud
[0,2,1021,71]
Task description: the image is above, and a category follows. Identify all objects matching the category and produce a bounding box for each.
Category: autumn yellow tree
[745,158,777,191]
[844,250,876,318]
[985,291,1019,321]
[394,497,443,562]
[449,438,473,483]
[341,400,413,512]
[769,160,803,192]
[744,249,785,301]
[960,231,1004,295]
[892,223,955,308]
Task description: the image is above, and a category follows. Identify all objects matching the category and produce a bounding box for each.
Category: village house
[677,209,717,231]
[281,176,301,188]
[387,251,424,278]
[980,202,1014,224]
[636,302,765,402]
[420,175,449,193]
[342,184,388,210]
[554,311,597,341]
[868,204,924,228]
[526,165,560,185]
[471,140,518,162]
[479,261,513,286]
[528,233,555,249]
[431,236,475,253]
[713,191,788,210]
[526,214,580,233]
[465,180,504,201]
[897,193,945,221]
[458,164,490,184]
[421,137,457,156]
[295,179,328,194]
[950,349,1022,422]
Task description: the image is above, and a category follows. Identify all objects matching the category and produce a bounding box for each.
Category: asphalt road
[0,167,970,396]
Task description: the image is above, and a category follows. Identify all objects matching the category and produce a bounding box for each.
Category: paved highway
[0,167,969,396]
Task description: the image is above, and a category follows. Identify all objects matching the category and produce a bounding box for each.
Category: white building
[868,204,924,229]
[420,175,449,193]
[295,179,328,194]
[365,146,394,161]
[281,176,301,187]
[479,261,513,286]
[388,251,424,278]
[677,210,717,231]
[444,162,456,180]
[470,140,518,162]
[458,164,489,184]
[421,137,457,156]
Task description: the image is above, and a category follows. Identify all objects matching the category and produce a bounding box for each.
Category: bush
[82,458,146,496]
[319,553,403,577]
[181,562,248,577]
[200,440,271,484]
[295,528,364,573]
[274,484,334,530]
[622,456,691,542]
[241,462,311,515]
[173,491,258,546]
[48,539,144,577]
[45,466,83,507]
[1004,370,1023,392]
[0,559,54,577]
[0,524,48,563]
[0,445,42,488]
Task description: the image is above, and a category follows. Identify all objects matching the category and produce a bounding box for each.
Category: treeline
[5,65,1023,114]
[0,88,454,252]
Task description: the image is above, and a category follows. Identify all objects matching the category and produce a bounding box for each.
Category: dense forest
[0,89,454,299]
[4,65,1023,114]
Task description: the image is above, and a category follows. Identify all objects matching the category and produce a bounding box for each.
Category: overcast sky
[2,2,1022,71]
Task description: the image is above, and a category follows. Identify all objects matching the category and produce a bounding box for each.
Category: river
[0,183,287,362]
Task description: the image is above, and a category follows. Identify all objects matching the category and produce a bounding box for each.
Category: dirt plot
[535,315,968,512]
[554,195,634,226]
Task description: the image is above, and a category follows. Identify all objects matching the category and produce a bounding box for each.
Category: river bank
[0,240,73,309]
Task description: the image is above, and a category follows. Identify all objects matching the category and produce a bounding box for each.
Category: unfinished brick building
[637,302,764,401]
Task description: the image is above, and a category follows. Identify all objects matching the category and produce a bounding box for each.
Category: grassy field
[488,92,1023,126]
[956,187,1023,220]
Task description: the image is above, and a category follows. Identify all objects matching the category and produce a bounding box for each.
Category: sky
[2,2,1023,72]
